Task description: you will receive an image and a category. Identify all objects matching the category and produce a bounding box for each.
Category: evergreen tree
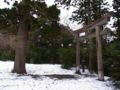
[59,24,74,48]
[103,40,120,81]
[102,0,120,82]
[113,0,120,40]
[0,0,60,74]
[27,24,74,64]
[55,0,109,24]
[27,22,61,64]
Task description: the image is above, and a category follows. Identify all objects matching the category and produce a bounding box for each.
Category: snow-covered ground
[0,61,118,90]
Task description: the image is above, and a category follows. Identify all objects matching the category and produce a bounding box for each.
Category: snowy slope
[0,61,117,90]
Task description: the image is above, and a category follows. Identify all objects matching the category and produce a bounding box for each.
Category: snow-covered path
[0,61,117,90]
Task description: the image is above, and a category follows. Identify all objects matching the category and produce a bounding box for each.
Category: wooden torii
[72,12,113,81]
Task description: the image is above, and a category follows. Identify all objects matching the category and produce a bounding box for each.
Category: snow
[0,61,118,90]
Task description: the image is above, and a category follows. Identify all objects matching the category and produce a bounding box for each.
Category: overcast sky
[0,0,113,30]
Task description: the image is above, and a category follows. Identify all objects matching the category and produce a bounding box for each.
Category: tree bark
[12,16,29,74]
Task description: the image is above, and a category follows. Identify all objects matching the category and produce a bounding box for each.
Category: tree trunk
[75,34,80,74]
[12,16,29,74]
[87,0,95,72]
[117,19,120,41]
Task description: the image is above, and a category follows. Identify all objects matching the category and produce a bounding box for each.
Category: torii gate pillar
[96,26,104,81]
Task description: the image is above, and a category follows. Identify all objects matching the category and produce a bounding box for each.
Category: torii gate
[72,12,113,81]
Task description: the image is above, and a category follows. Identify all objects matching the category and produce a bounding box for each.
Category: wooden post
[96,26,104,81]
[75,34,80,74]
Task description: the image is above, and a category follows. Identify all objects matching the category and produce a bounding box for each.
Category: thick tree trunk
[12,16,29,74]
[88,38,95,71]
